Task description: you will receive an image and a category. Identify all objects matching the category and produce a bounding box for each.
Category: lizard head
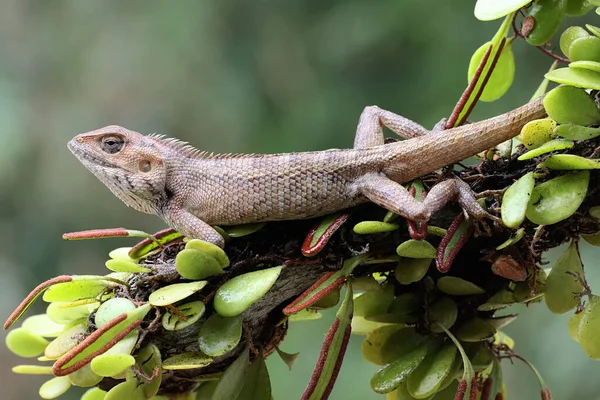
[68,125,168,214]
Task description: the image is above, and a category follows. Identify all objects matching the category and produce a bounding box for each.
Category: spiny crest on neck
[147,133,258,160]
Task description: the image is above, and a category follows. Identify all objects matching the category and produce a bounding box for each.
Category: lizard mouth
[67,139,117,169]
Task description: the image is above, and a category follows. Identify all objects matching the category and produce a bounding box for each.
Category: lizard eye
[101,135,125,154]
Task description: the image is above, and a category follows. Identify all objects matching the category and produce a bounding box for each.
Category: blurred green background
[1,1,599,399]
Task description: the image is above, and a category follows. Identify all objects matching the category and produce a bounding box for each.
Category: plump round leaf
[68,364,102,387]
[570,35,600,62]
[544,86,600,125]
[474,0,532,21]
[407,344,457,398]
[80,388,107,400]
[394,258,431,285]
[525,0,567,46]
[43,278,115,302]
[185,239,230,268]
[162,351,213,370]
[6,328,50,357]
[353,221,399,234]
[437,276,485,295]
[468,41,515,101]
[105,259,151,273]
[518,118,557,149]
[555,124,600,140]
[354,283,395,318]
[560,26,591,57]
[587,24,600,38]
[104,380,145,400]
[501,172,535,228]
[517,139,574,160]
[566,0,596,15]
[370,342,428,394]
[108,247,135,260]
[545,241,584,314]
[569,311,584,342]
[477,289,518,311]
[526,171,589,225]
[542,154,600,170]
[95,298,137,327]
[148,281,208,306]
[380,329,429,368]
[162,300,205,331]
[126,344,162,398]
[222,222,265,237]
[361,325,405,366]
[213,266,283,317]
[198,314,243,357]
[176,248,224,280]
[288,309,323,322]
[39,376,71,399]
[46,301,98,324]
[22,314,65,338]
[583,231,600,246]
[45,323,87,360]
[570,60,600,73]
[428,296,458,333]
[456,317,496,342]
[545,67,600,90]
[388,293,420,316]
[396,239,437,258]
[90,353,135,377]
[578,295,600,359]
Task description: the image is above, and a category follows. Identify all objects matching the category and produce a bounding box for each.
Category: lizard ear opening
[139,160,152,173]
[100,135,125,154]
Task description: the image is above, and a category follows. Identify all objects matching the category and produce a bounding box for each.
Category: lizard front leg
[166,208,225,248]
[353,173,492,223]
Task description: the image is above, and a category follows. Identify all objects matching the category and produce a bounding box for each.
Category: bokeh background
[1,1,599,399]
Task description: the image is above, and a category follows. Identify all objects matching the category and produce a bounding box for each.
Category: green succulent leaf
[162,351,213,370]
[525,171,589,225]
[542,154,600,170]
[560,26,591,57]
[545,241,585,314]
[545,67,600,90]
[212,349,250,400]
[474,0,530,21]
[148,281,208,306]
[501,172,535,228]
[5,328,50,358]
[555,124,600,140]
[39,376,72,399]
[90,353,136,377]
[198,314,243,357]
[176,248,224,280]
[468,39,515,101]
[518,118,557,150]
[437,276,485,296]
[214,266,283,317]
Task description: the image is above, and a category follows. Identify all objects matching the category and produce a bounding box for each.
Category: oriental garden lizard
[68,99,546,247]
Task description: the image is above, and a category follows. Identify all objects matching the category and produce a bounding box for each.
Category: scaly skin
[68,98,546,247]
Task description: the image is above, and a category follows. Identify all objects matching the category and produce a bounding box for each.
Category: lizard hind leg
[354,173,493,223]
[353,106,431,149]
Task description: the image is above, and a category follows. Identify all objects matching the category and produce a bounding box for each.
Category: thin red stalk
[283,272,343,314]
[63,228,129,240]
[4,275,72,329]
[53,314,141,376]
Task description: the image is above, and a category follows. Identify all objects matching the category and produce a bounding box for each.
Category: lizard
[68,98,546,248]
